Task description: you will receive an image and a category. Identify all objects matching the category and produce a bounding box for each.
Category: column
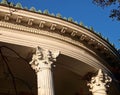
[87,69,112,95]
[29,46,59,95]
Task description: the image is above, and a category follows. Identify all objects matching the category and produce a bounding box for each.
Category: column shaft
[29,46,59,95]
[37,69,54,95]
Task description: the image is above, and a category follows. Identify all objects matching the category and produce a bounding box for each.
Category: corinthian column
[29,46,59,95]
[87,69,112,95]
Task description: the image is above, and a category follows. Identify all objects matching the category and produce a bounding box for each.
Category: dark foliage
[93,0,120,21]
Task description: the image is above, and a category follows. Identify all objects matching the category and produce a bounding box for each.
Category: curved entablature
[0,5,120,70]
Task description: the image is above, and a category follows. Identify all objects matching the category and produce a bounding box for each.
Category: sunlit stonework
[29,46,59,95]
[88,69,112,95]
[29,46,59,72]
[0,2,120,95]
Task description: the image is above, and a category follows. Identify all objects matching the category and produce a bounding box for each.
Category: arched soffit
[0,5,119,73]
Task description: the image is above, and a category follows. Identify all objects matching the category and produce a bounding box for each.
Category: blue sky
[5,0,120,49]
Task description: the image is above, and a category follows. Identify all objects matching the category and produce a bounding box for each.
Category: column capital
[87,69,112,95]
[29,46,60,73]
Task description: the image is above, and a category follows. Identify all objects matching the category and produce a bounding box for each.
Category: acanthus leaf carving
[87,69,112,95]
[29,46,60,73]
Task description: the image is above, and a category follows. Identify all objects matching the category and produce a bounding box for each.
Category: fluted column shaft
[29,46,59,95]
[37,65,54,95]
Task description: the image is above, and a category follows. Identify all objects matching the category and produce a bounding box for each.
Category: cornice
[0,5,120,68]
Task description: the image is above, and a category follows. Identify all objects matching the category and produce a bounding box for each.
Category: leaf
[15,3,22,8]
[30,7,36,12]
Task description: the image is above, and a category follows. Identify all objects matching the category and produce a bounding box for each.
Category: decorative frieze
[9,8,17,15]
[4,14,10,21]
[28,19,34,25]
[71,31,77,37]
[94,43,102,50]
[88,38,96,45]
[39,21,45,28]
[50,24,57,31]
[16,16,22,23]
[0,6,118,66]
[79,34,86,41]
[60,27,67,33]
